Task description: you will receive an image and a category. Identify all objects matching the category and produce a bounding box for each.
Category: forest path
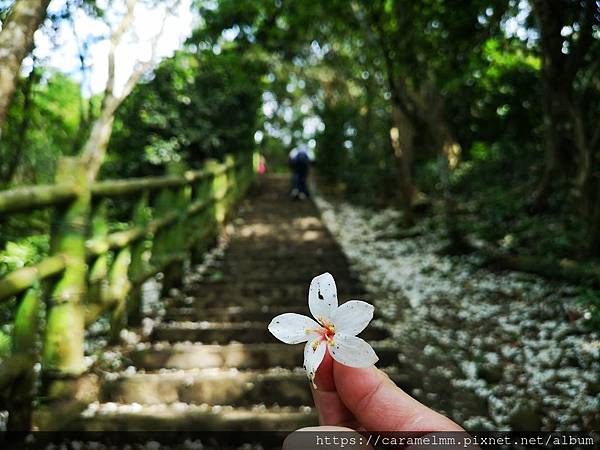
[74,175,402,432]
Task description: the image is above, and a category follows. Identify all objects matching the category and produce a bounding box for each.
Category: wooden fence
[0,153,256,430]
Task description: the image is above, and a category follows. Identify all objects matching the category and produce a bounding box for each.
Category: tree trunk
[79,105,117,181]
[0,0,51,135]
[530,87,574,210]
[570,102,594,214]
[362,1,423,225]
[427,97,467,252]
[77,0,178,181]
[4,61,38,181]
[529,0,575,210]
[389,103,416,225]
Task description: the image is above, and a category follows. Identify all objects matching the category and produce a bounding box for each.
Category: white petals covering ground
[314,194,600,431]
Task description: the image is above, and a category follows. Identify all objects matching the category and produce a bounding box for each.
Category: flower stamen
[320,323,336,345]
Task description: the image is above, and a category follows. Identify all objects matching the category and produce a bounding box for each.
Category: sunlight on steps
[73,176,402,432]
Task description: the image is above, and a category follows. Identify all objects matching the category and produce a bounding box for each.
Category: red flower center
[320,322,336,344]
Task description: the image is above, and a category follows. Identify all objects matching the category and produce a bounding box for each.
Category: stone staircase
[74,176,401,432]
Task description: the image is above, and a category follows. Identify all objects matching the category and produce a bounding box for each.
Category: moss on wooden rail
[0,255,67,302]
[85,211,178,256]
[0,153,255,430]
[89,160,234,198]
[1,159,244,299]
[0,157,238,214]
[84,187,229,257]
[0,184,78,214]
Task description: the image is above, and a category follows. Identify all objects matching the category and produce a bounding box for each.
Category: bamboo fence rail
[0,153,256,430]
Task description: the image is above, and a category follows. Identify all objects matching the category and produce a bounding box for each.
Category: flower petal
[333,300,374,336]
[329,333,378,368]
[303,337,326,387]
[268,313,321,344]
[308,272,338,324]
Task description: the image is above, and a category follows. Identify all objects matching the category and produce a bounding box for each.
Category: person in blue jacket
[289,143,315,200]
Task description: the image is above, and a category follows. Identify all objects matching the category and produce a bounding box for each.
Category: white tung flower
[268,272,378,386]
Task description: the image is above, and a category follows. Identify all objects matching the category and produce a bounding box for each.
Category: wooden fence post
[87,200,109,312]
[163,184,190,291]
[151,188,175,297]
[225,155,238,211]
[107,247,131,343]
[211,161,228,229]
[190,172,217,265]
[155,164,190,292]
[42,157,89,377]
[0,153,256,429]
[127,192,149,326]
[8,287,41,430]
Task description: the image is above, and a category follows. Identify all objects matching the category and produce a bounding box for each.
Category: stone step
[233,224,325,234]
[207,253,351,265]
[191,273,360,286]
[162,305,387,322]
[230,229,331,242]
[179,284,367,305]
[233,213,322,224]
[101,368,311,406]
[202,264,354,279]
[216,248,344,260]
[226,240,338,247]
[163,305,308,322]
[101,367,410,406]
[74,404,317,431]
[173,295,370,309]
[152,321,390,344]
[171,295,308,308]
[127,342,399,371]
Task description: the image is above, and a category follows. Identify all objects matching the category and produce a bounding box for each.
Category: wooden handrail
[0,255,67,302]
[0,184,78,214]
[0,153,256,430]
[0,157,238,213]
[85,185,228,255]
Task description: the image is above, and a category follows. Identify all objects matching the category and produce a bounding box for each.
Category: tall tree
[79,0,181,181]
[359,0,507,227]
[0,0,52,136]
[530,0,600,254]
[2,58,39,181]
[530,0,599,210]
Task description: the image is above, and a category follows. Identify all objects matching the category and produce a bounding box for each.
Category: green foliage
[0,235,49,278]
[0,330,10,360]
[315,81,398,203]
[451,37,542,158]
[104,47,265,177]
[316,99,355,184]
[0,71,83,185]
[0,0,598,284]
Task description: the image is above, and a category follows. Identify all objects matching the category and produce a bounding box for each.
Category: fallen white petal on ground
[314,193,600,431]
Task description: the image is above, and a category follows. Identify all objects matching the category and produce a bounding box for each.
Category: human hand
[309,350,462,432]
[283,351,473,449]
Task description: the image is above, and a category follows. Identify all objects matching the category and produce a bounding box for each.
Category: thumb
[333,362,463,432]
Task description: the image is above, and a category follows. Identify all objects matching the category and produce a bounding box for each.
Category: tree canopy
[0,0,599,261]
